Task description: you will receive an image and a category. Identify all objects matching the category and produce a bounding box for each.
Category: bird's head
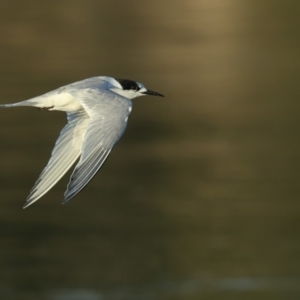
[109,78,164,99]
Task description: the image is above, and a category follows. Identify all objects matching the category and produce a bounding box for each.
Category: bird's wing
[63,89,132,203]
[23,111,90,208]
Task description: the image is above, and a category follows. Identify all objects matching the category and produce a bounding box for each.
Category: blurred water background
[0,1,299,299]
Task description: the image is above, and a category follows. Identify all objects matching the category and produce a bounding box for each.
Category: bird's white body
[1,76,163,208]
[10,76,138,112]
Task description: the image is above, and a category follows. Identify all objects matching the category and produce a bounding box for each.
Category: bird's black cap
[116,79,140,91]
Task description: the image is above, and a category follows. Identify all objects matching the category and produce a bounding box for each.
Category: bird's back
[58,76,114,94]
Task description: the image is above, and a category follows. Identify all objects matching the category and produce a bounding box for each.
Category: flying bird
[1,76,164,208]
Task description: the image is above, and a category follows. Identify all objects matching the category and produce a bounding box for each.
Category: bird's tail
[0,99,39,108]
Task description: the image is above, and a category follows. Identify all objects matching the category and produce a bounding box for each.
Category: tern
[1,76,164,208]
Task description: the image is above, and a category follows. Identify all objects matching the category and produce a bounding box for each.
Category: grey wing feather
[23,111,90,208]
[63,89,132,203]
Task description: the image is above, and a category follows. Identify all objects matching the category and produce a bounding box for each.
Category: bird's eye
[116,78,140,91]
[131,83,139,91]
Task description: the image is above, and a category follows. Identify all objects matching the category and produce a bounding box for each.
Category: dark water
[0,1,300,299]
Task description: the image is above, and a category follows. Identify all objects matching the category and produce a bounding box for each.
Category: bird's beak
[143,89,164,97]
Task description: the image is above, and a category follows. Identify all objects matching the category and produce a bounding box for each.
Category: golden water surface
[0,1,299,299]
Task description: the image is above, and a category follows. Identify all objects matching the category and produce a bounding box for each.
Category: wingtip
[22,202,31,209]
[62,193,72,205]
[23,196,38,209]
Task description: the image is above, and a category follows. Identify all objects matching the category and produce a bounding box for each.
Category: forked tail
[0,100,38,108]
